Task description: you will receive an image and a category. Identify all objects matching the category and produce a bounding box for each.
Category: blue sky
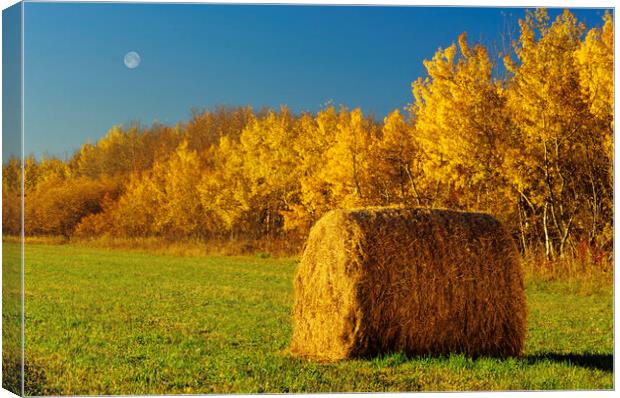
[2,2,21,160]
[12,2,611,159]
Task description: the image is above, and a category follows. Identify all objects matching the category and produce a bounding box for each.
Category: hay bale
[291,207,527,361]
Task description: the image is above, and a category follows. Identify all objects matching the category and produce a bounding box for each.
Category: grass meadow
[2,242,613,394]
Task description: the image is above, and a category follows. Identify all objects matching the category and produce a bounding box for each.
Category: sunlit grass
[4,243,612,394]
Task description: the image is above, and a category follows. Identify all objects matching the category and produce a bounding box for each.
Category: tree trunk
[543,202,553,260]
[517,198,528,255]
[404,164,422,206]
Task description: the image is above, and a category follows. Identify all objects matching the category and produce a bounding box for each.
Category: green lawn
[2,243,613,394]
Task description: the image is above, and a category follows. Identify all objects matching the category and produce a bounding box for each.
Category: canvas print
[1,1,614,395]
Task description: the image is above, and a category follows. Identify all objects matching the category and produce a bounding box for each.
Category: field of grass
[2,242,613,394]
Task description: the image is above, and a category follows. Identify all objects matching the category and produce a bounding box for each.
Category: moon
[124,51,141,69]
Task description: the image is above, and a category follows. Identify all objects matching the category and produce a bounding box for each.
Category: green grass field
[2,242,613,394]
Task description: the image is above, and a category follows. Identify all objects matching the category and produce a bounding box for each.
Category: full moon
[124,51,141,69]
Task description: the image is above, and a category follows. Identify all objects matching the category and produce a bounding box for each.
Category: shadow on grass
[2,353,22,395]
[2,353,58,396]
[526,353,613,372]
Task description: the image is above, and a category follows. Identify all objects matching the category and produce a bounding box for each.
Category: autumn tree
[285,107,339,232]
[504,9,610,258]
[25,177,119,237]
[320,107,376,208]
[412,32,511,213]
[574,11,614,249]
[369,109,423,206]
[197,135,251,237]
[72,124,182,179]
[99,139,209,238]
[184,106,254,152]
[2,157,22,235]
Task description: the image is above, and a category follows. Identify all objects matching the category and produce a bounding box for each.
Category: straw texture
[291,207,527,361]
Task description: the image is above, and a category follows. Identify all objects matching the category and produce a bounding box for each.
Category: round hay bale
[291,207,527,361]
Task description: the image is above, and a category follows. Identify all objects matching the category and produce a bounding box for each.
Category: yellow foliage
[504,9,612,257]
[321,107,375,208]
[413,32,510,211]
[6,9,611,261]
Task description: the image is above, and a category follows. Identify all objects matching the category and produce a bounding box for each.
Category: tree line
[2,10,613,260]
